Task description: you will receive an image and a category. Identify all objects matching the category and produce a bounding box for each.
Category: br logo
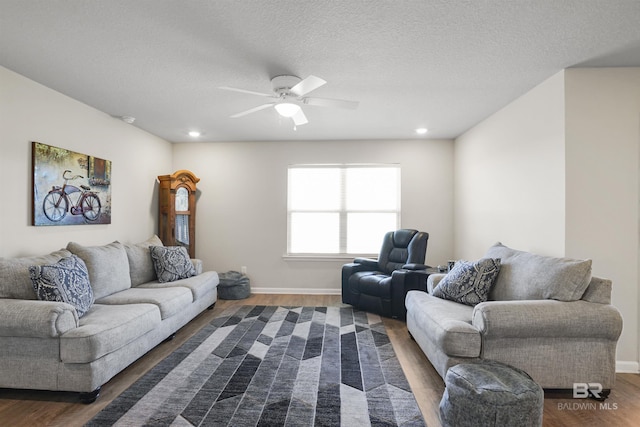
[573,382,603,399]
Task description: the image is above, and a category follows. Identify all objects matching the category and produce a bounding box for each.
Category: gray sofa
[0,236,219,402]
[405,242,623,393]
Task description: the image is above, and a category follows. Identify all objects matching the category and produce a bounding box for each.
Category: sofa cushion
[139,270,219,301]
[29,255,94,317]
[405,291,480,358]
[67,241,132,299]
[0,249,72,300]
[60,303,161,363]
[124,235,163,286]
[485,243,592,302]
[96,286,192,319]
[432,258,501,306]
[150,246,196,283]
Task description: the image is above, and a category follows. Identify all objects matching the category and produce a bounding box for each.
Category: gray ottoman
[217,271,251,300]
[440,360,543,427]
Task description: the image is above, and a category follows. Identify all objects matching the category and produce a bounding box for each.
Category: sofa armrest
[472,299,623,339]
[0,299,78,338]
[191,258,203,275]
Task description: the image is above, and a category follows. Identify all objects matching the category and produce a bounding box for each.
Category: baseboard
[251,287,341,295]
[616,360,639,373]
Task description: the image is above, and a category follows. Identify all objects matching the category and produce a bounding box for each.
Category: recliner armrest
[342,259,380,306]
[402,263,429,270]
[390,268,432,319]
[352,257,379,269]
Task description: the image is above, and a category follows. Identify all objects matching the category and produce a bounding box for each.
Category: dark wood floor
[0,294,638,426]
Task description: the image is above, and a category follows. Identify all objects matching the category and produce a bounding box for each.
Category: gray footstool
[440,360,543,427]
[217,271,251,300]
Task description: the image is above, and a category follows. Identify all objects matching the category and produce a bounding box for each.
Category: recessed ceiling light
[415,127,428,135]
[119,116,136,124]
[188,131,201,137]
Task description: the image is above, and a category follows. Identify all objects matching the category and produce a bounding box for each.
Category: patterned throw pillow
[149,246,196,283]
[29,255,95,317]
[432,258,501,306]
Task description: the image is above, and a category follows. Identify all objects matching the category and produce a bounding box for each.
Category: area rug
[87,305,426,426]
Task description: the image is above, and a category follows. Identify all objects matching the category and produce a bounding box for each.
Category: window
[287,164,400,255]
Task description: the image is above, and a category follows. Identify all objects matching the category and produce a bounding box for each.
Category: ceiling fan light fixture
[274,102,301,118]
[221,75,357,125]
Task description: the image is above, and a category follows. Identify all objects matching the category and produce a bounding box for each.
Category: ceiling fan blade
[292,108,308,126]
[230,103,274,118]
[219,86,274,97]
[290,75,326,97]
[304,97,359,110]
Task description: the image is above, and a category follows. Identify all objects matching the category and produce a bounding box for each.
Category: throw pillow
[29,255,94,317]
[149,246,196,283]
[484,242,592,301]
[432,258,501,306]
[124,235,163,286]
[66,241,132,299]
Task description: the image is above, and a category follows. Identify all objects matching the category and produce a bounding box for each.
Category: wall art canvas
[32,141,112,226]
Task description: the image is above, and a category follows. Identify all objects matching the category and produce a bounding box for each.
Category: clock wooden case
[157,170,200,258]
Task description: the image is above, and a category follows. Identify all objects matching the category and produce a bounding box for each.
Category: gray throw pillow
[485,242,592,301]
[29,255,94,317]
[432,258,501,306]
[66,241,132,299]
[124,235,163,286]
[150,246,196,283]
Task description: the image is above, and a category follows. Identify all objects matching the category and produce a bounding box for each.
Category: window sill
[283,254,376,262]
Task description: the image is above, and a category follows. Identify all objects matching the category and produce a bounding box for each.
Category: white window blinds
[287,164,400,255]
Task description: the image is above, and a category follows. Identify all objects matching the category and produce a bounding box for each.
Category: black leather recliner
[341,229,429,319]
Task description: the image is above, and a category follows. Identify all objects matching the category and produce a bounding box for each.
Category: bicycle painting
[32,142,112,226]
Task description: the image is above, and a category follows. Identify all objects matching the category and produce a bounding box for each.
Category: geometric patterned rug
[87,305,426,426]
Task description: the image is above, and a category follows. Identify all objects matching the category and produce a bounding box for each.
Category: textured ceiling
[2,1,640,143]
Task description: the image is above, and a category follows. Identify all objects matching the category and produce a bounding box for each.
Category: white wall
[564,68,640,371]
[172,139,454,293]
[0,66,173,257]
[455,68,640,370]
[454,71,566,259]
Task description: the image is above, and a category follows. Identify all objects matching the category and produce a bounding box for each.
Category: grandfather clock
[157,170,200,258]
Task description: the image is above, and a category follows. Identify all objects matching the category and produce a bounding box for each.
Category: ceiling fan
[219,75,359,126]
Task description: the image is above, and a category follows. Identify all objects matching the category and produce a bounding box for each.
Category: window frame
[286,163,401,257]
